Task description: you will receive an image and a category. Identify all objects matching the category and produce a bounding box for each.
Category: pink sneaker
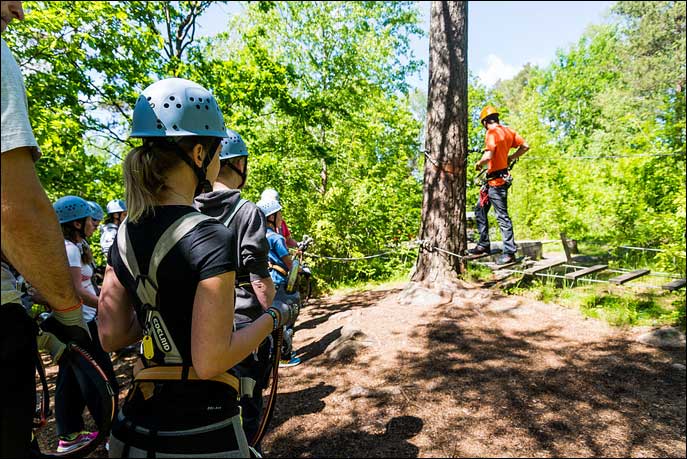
[57,431,98,453]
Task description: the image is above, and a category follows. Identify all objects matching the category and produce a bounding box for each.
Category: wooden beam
[523,259,566,275]
[609,269,650,285]
[661,278,686,291]
[560,232,572,263]
[564,264,608,280]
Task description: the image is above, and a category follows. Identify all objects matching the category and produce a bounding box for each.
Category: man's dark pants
[474,183,517,255]
[1,303,37,458]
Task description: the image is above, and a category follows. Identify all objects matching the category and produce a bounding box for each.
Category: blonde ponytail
[123,141,182,223]
[123,137,220,222]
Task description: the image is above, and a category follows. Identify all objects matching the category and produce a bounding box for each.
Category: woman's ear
[192,143,205,168]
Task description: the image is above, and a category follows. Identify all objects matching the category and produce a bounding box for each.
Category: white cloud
[477,54,519,87]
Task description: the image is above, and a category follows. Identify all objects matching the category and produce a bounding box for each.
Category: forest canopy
[4,0,685,284]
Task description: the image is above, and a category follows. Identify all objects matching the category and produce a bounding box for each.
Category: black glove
[41,308,92,349]
[267,300,298,329]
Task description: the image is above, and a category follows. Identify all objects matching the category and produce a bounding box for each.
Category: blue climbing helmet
[129,78,228,195]
[87,201,104,221]
[130,78,226,138]
[218,129,249,188]
[218,129,248,160]
[53,196,92,224]
[256,197,282,218]
[106,199,127,214]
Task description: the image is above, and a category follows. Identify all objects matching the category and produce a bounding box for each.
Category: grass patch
[464,263,493,283]
[505,275,686,330]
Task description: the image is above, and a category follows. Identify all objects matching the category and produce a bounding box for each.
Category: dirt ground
[35,281,686,457]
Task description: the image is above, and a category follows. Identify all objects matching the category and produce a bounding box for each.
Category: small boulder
[636,326,686,349]
[348,386,371,398]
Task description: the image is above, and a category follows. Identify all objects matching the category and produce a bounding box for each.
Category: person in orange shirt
[468,106,529,265]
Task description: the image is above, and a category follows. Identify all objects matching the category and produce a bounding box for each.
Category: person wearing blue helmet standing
[256,197,302,369]
[195,129,276,451]
[42,196,119,453]
[97,78,296,457]
[100,199,127,258]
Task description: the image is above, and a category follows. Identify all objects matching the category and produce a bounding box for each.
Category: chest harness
[116,213,256,397]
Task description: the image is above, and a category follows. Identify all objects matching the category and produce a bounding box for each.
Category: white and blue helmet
[106,199,127,214]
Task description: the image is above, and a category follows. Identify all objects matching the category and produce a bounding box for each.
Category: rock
[324,325,368,361]
[329,310,353,321]
[348,386,371,398]
[636,326,686,349]
[328,341,364,361]
[399,283,452,308]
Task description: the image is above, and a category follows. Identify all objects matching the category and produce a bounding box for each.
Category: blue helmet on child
[256,198,282,218]
[53,196,92,224]
[87,201,104,221]
[218,129,248,161]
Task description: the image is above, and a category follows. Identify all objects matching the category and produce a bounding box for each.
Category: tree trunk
[412,1,468,284]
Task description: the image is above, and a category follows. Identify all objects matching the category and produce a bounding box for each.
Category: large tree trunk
[412,1,468,284]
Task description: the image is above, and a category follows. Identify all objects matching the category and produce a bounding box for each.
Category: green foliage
[5,1,684,291]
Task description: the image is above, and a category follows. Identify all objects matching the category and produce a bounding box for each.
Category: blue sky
[196,1,617,90]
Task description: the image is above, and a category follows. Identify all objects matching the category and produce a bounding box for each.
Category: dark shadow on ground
[398,305,686,457]
[266,382,336,433]
[267,414,423,458]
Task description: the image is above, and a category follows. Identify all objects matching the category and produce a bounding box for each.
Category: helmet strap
[168,138,221,196]
[227,158,248,189]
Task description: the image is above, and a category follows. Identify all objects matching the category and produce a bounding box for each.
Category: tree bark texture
[412,1,468,284]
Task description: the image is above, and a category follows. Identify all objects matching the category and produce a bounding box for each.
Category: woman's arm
[98,264,142,352]
[70,266,99,308]
[191,271,274,379]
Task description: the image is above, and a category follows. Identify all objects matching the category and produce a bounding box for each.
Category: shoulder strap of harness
[116,212,213,365]
[222,198,249,228]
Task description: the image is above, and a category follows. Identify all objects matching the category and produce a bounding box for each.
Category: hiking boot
[279,355,301,368]
[57,431,97,453]
[467,245,490,256]
[496,253,516,265]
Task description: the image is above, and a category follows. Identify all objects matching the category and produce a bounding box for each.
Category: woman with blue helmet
[97,78,295,458]
[49,195,119,453]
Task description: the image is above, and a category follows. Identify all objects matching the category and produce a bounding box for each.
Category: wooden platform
[609,269,650,285]
[661,278,686,291]
[564,264,608,280]
[523,258,566,275]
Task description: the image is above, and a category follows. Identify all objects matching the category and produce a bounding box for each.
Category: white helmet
[256,198,282,218]
[261,188,280,203]
[106,199,127,214]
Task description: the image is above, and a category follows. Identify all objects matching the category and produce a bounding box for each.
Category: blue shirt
[266,227,289,287]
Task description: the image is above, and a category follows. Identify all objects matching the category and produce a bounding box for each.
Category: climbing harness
[115,212,258,457]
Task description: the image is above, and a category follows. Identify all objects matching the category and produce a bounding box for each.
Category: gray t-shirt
[1,37,40,305]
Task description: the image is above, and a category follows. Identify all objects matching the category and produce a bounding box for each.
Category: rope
[522,151,685,160]
[302,241,419,262]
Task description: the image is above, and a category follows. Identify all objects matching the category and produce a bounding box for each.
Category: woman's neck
[157,167,198,206]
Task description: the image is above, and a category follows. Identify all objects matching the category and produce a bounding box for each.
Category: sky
[195,1,617,90]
